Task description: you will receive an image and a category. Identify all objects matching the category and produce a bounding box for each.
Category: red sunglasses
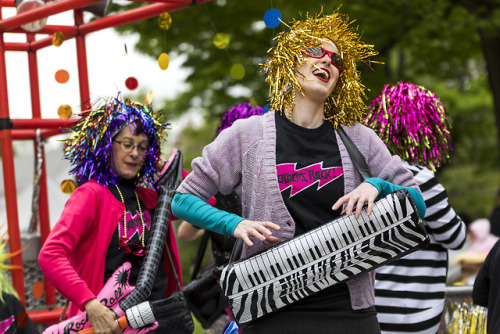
[119,237,147,257]
[301,46,345,73]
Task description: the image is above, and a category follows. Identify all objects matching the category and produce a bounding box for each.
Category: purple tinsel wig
[63,93,169,187]
[215,103,263,137]
[363,82,452,171]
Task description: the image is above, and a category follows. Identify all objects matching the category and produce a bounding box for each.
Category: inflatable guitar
[44,150,186,334]
[43,262,158,334]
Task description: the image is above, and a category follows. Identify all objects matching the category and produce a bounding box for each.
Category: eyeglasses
[301,46,344,73]
[119,237,147,256]
[113,140,148,156]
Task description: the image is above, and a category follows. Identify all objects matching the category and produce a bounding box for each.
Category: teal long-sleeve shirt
[171,177,426,237]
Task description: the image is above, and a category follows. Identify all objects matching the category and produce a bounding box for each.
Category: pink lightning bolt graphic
[277,162,343,197]
[120,210,151,239]
[0,316,14,333]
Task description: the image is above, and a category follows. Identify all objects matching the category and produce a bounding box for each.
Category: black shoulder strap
[337,126,372,180]
[191,230,211,280]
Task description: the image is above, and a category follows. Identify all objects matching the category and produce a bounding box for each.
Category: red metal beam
[30,1,209,51]
[79,2,184,34]
[27,34,40,118]
[0,0,100,32]
[0,0,15,7]
[10,25,78,35]
[12,118,77,129]
[74,10,90,111]
[0,11,25,306]
[11,129,65,140]
[28,33,57,307]
[4,42,29,51]
[27,307,64,325]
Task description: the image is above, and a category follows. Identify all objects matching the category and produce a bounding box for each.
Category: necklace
[115,184,146,255]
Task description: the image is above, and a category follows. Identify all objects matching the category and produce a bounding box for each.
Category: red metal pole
[0,0,100,32]
[79,2,189,34]
[27,307,64,325]
[12,118,77,129]
[27,34,40,118]
[27,32,57,306]
[74,10,90,111]
[0,13,25,305]
[30,31,77,51]
[4,42,29,51]
[11,25,77,35]
[11,129,65,140]
[1,0,15,7]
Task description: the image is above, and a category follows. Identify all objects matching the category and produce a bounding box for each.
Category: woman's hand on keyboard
[332,182,379,219]
[234,220,280,246]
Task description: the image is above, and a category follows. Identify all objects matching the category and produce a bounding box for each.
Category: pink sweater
[39,180,182,317]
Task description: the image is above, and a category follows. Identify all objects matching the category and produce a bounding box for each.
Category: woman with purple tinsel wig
[171,9,427,334]
[39,94,182,334]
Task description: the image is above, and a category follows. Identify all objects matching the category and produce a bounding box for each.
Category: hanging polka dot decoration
[263,104,271,114]
[125,77,138,90]
[60,179,76,194]
[230,64,245,80]
[52,31,64,47]
[264,8,282,28]
[158,53,169,70]
[213,32,230,49]
[57,104,72,119]
[55,70,69,84]
[158,12,172,30]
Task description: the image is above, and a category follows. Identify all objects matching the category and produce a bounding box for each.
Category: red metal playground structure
[0,0,210,325]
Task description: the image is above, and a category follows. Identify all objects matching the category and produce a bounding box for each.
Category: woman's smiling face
[111,124,149,180]
[295,40,341,102]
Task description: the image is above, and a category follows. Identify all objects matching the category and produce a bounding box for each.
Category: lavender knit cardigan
[177,110,420,310]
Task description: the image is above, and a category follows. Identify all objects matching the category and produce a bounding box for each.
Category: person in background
[364,82,467,334]
[172,10,425,334]
[178,102,263,333]
[39,95,181,334]
[489,188,500,237]
[0,234,39,334]
[472,237,500,334]
[454,218,498,285]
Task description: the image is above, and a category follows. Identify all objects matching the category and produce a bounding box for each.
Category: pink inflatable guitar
[43,262,158,334]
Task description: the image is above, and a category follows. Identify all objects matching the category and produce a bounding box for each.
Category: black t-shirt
[0,293,39,334]
[275,112,345,235]
[104,179,168,301]
[275,112,350,309]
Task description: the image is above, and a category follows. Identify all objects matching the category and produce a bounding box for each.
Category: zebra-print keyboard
[217,189,428,327]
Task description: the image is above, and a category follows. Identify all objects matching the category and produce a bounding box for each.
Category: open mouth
[312,68,330,82]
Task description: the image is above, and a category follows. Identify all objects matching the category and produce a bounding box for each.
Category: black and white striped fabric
[217,189,428,327]
[375,163,467,334]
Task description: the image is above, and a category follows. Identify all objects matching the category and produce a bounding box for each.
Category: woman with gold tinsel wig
[172,9,426,333]
[39,94,182,334]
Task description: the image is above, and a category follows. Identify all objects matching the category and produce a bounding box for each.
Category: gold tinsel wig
[262,8,379,128]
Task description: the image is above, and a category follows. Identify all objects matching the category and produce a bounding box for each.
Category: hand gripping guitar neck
[43,262,160,334]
